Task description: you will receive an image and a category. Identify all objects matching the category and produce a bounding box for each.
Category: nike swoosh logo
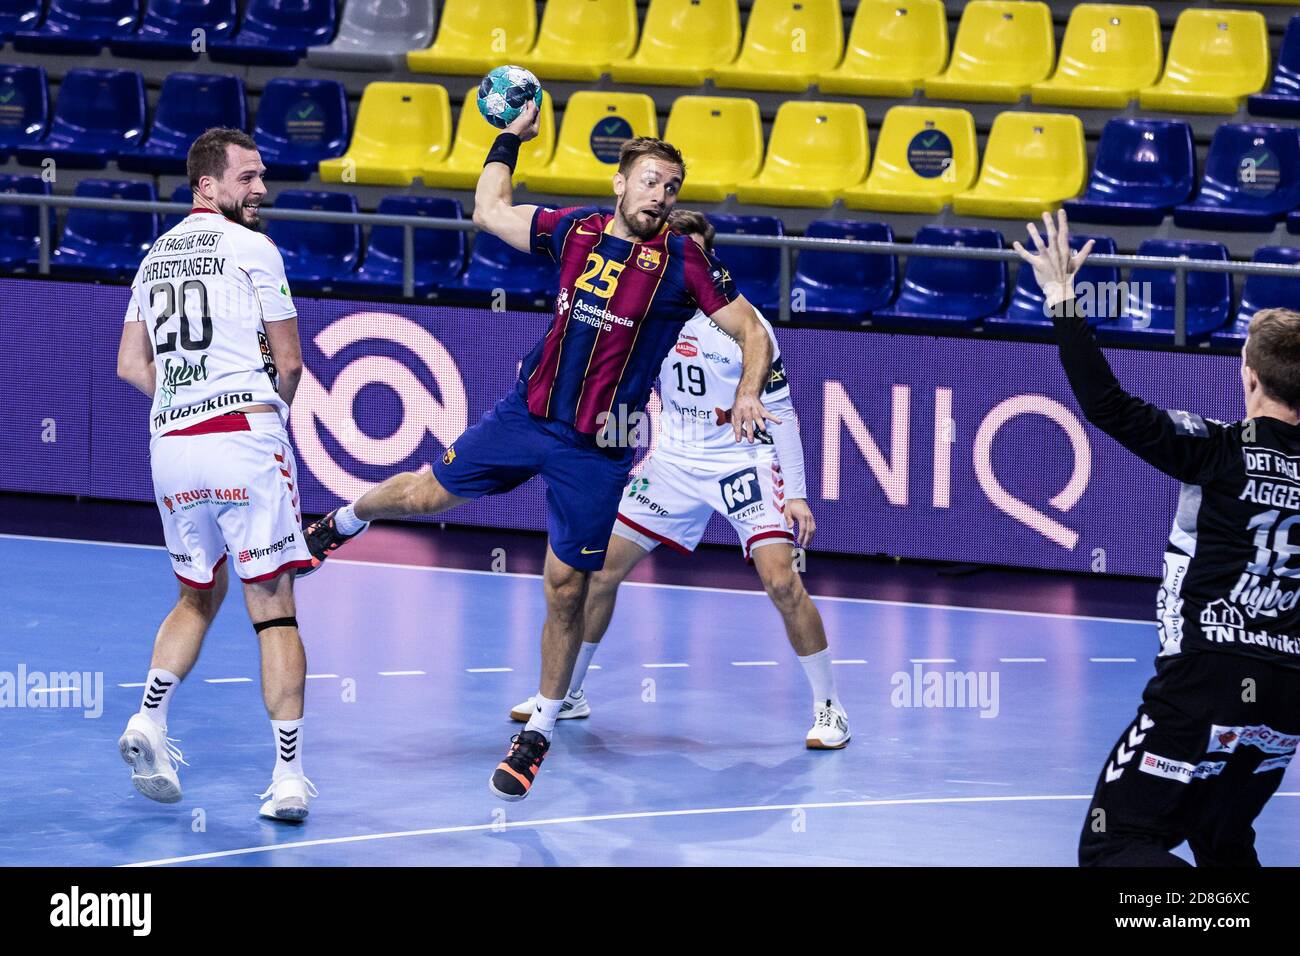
[581,547,605,555]
[0,90,14,103]
[576,226,597,235]
[921,133,939,147]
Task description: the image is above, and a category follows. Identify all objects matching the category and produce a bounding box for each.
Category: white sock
[797,648,839,709]
[568,642,601,695]
[272,718,304,779]
[138,668,180,727]
[524,695,564,740]
[334,503,367,535]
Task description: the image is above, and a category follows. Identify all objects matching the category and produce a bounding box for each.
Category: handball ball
[477,65,543,130]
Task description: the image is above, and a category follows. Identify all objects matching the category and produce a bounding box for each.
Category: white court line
[118,682,146,688]
[378,670,425,677]
[642,663,688,669]
[910,658,956,664]
[204,677,252,684]
[466,667,513,673]
[306,674,338,680]
[588,666,601,671]
[1090,658,1137,663]
[28,686,86,696]
[732,661,778,667]
[0,533,1154,627]
[1000,658,1046,663]
[832,659,867,665]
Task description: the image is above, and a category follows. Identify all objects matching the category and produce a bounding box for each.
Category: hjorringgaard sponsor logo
[237,532,297,565]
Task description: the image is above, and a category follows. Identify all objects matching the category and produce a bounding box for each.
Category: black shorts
[1079,651,1300,867]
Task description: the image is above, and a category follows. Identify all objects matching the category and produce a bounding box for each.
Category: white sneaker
[258,773,318,822]
[118,713,187,803]
[806,700,851,750]
[509,689,591,723]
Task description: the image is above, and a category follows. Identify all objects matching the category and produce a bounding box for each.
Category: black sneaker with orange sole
[489,730,550,801]
[296,508,366,577]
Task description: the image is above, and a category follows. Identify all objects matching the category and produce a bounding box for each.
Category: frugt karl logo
[291,313,469,502]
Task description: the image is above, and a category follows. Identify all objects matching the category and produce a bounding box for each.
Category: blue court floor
[4,532,1299,867]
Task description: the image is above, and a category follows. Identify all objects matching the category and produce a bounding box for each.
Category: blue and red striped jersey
[518,205,738,436]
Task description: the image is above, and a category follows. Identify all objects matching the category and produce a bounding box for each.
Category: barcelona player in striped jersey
[300,98,778,801]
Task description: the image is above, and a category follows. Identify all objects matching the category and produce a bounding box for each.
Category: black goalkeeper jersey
[1053,306,1300,669]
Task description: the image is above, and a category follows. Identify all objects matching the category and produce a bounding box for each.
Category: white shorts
[613,453,794,560]
[150,412,313,588]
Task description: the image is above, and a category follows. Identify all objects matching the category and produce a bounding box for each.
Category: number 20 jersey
[123,209,297,438]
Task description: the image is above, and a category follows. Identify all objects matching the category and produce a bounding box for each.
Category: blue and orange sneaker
[297,508,367,577]
[489,730,550,801]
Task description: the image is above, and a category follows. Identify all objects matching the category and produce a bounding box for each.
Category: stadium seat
[709,214,784,314]
[15,68,145,169]
[1173,124,1300,232]
[951,112,1086,218]
[734,101,869,208]
[1030,4,1162,108]
[1139,9,1268,114]
[0,174,49,271]
[109,0,237,59]
[11,0,139,53]
[986,234,1119,338]
[841,105,977,214]
[663,96,763,202]
[332,196,466,298]
[817,0,948,98]
[253,78,349,180]
[0,66,49,163]
[0,0,46,41]
[518,0,637,81]
[791,220,897,323]
[923,0,1054,104]
[421,87,555,190]
[208,0,337,65]
[712,0,844,92]
[608,0,741,86]
[407,0,536,76]
[1212,245,1300,347]
[1249,15,1300,119]
[1064,118,1195,226]
[522,91,657,196]
[49,179,157,280]
[319,82,451,186]
[456,230,557,307]
[306,0,436,71]
[1095,239,1231,344]
[873,226,1007,329]
[118,73,246,174]
[161,182,192,232]
[265,189,360,292]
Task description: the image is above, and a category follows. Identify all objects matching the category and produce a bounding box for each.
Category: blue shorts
[432,388,635,571]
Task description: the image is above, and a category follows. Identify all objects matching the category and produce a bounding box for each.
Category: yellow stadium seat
[523,91,659,196]
[319,83,451,187]
[607,0,742,86]
[662,96,763,202]
[817,0,948,98]
[923,0,1054,103]
[712,0,844,92]
[407,0,537,76]
[841,106,976,213]
[1139,9,1269,114]
[420,88,557,190]
[734,101,869,208]
[1031,4,1162,108]
[951,111,1086,218]
[517,0,638,81]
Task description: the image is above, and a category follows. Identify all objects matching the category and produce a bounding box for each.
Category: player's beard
[219,197,262,231]
[619,198,664,241]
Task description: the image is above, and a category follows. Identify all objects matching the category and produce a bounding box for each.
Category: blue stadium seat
[1249,15,1300,119]
[160,182,192,232]
[873,226,1007,330]
[50,178,158,280]
[119,73,245,174]
[1095,239,1231,344]
[1212,245,1300,348]
[1063,118,1195,226]
[0,174,50,271]
[252,78,348,180]
[791,220,896,324]
[0,0,46,41]
[332,196,466,298]
[709,214,784,315]
[0,66,49,163]
[1174,124,1300,232]
[457,231,557,308]
[11,0,140,53]
[15,69,145,169]
[208,0,337,65]
[265,189,360,292]
[110,0,237,59]
[986,235,1119,339]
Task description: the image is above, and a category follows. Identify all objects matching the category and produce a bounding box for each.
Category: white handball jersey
[123,209,297,437]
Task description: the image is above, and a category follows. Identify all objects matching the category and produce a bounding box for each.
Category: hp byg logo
[719,467,759,515]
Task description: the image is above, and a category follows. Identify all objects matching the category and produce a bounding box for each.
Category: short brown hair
[1246,308,1300,411]
[617,136,686,179]
[667,209,714,253]
[187,127,259,190]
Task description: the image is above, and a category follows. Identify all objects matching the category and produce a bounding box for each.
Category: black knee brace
[253,616,298,634]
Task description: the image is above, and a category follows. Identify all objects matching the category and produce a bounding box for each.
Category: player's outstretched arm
[117,319,156,397]
[709,295,780,443]
[471,99,541,253]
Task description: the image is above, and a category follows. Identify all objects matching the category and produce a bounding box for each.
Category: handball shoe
[258,773,318,822]
[489,730,550,801]
[119,713,187,804]
[509,689,590,723]
[806,700,851,750]
[297,508,367,577]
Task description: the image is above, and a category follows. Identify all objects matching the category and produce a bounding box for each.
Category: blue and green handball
[477,66,543,130]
